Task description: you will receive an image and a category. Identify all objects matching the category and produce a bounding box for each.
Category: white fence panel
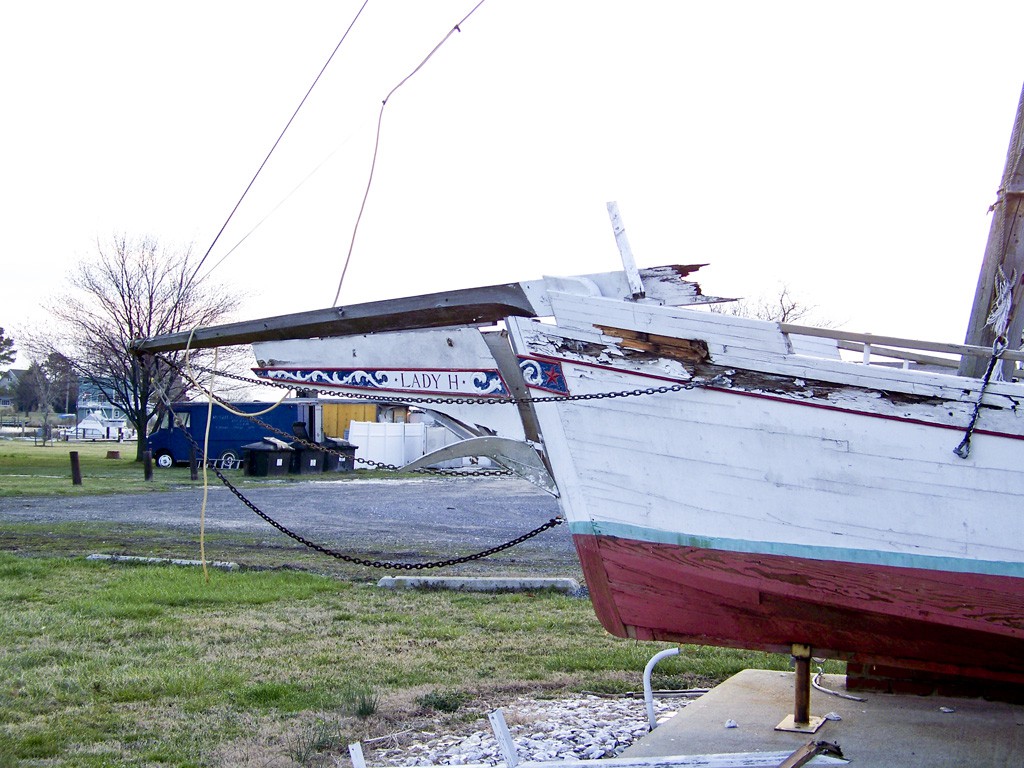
[349,421,427,467]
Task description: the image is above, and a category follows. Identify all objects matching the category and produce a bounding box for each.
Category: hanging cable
[331,0,489,306]
[186,0,372,292]
[182,324,293,417]
[199,140,355,278]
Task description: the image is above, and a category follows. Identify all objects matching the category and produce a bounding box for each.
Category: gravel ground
[367,695,686,767]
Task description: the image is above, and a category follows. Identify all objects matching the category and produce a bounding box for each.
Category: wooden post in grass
[69,451,82,486]
[143,450,153,481]
[189,446,199,481]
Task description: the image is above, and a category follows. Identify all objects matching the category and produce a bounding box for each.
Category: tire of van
[218,449,240,470]
[154,451,174,469]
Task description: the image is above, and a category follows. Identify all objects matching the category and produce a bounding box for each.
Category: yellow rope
[182,332,292,417]
[177,326,211,583]
[199,350,215,584]
[178,328,294,582]
[197,389,292,417]
[177,325,299,581]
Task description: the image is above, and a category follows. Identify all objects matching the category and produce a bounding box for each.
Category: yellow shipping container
[321,403,378,439]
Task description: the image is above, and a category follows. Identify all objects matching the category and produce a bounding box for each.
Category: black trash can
[243,440,292,477]
[323,438,358,473]
[289,444,326,474]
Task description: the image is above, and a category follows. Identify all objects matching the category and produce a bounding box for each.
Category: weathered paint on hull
[573,532,1024,684]
[504,297,1024,688]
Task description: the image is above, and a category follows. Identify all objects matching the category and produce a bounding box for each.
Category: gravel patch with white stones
[369,694,690,767]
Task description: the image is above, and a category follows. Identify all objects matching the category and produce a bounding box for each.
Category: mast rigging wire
[331,0,488,307]
[186,0,372,292]
[198,144,350,278]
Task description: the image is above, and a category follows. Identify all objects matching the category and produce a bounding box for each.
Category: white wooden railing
[780,323,1024,379]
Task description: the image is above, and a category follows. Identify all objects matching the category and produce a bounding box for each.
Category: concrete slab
[624,669,1024,766]
[376,576,581,594]
[85,553,239,570]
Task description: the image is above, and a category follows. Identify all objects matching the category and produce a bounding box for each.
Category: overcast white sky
[2,1,1024,368]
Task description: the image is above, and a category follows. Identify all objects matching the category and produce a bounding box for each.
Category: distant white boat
[74,409,129,440]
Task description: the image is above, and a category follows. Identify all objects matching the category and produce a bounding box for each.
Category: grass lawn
[0,438,401,497]
[0,553,824,768]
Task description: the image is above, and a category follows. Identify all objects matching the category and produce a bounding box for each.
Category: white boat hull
[506,295,1024,683]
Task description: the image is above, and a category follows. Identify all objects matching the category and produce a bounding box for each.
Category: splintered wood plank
[595,325,710,362]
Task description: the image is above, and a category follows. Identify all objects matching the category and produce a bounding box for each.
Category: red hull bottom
[573,533,1024,691]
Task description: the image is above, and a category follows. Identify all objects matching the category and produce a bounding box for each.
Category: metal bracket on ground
[400,435,558,496]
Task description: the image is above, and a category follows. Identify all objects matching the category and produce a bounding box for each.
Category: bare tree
[41,235,244,461]
[711,285,832,325]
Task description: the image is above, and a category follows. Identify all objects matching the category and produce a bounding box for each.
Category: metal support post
[775,644,826,733]
[794,645,811,725]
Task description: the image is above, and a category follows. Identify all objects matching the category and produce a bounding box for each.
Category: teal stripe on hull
[568,519,1024,579]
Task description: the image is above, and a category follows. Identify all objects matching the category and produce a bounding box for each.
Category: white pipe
[643,647,680,730]
[348,742,366,768]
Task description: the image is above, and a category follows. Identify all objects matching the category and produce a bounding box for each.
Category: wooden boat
[505,291,1024,689]
[134,88,1024,694]
[135,254,1024,691]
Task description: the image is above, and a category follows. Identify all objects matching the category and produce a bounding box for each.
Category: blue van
[148,399,323,468]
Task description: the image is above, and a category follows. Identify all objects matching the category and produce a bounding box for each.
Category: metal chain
[168,335,1004,471]
[219,404,511,478]
[157,390,565,570]
[166,358,513,477]
[148,353,694,569]
[174,358,694,407]
[164,357,692,477]
[954,335,1008,459]
[304,425,505,476]
[212,461,564,570]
